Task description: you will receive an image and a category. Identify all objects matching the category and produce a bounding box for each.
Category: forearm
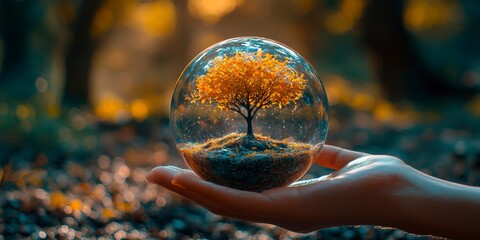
[394,167,480,239]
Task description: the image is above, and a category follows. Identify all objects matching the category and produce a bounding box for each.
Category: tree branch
[250,90,269,111]
[252,106,262,118]
[234,95,247,106]
[253,92,273,111]
[227,103,247,119]
[252,98,273,118]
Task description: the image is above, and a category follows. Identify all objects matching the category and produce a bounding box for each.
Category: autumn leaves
[189,49,307,137]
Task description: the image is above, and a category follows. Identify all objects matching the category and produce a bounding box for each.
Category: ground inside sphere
[179,133,315,192]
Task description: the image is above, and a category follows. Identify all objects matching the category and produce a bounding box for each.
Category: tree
[190,49,306,141]
[360,0,477,102]
[63,0,106,107]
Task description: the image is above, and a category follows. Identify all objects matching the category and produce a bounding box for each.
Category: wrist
[393,167,480,238]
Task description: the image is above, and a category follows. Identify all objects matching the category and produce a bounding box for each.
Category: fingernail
[145,166,182,184]
[171,171,203,188]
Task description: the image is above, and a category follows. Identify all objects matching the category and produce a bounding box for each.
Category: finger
[315,145,369,170]
[172,172,275,214]
[146,165,183,186]
[146,166,228,214]
[288,175,331,187]
[147,167,285,224]
[171,172,298,226]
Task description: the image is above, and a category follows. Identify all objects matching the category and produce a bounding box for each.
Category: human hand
[146,145,480,238]
[146,146,412,232]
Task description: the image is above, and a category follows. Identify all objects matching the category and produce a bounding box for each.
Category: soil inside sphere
[179,133,314,192]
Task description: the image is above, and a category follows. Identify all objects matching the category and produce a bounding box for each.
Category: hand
[146,146,408,231]
[146,145,480,238]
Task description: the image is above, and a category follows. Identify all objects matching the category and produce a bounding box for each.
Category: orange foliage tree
[190,49,307,139]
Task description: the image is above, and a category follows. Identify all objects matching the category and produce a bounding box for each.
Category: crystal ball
[170,37,328,192]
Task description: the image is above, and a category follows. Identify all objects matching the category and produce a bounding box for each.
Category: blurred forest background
[1,0,480,239]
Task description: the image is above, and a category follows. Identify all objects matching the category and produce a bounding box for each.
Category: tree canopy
[190,49,307,137]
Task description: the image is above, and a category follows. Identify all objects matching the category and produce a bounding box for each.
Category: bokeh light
[1,0,479,238]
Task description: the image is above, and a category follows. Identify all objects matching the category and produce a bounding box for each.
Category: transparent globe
[171,37,328,192]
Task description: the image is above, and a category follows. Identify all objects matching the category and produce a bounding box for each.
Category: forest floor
[1,102,480,239]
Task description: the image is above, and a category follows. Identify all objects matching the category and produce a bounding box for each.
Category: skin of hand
[146,145,480,239]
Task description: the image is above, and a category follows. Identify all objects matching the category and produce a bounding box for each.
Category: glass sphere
[171,37,328,192]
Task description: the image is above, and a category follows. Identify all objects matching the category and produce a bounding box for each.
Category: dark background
[1,0,479,239]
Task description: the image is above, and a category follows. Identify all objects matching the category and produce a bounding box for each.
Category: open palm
[146,145,410,233]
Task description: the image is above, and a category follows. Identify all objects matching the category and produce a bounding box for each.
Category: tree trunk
[246,109,254,138]
[0,0,42,100]
[241,108,267,150]
[63,0,104,107]
[360,0,475,102]
[246,117,253,137]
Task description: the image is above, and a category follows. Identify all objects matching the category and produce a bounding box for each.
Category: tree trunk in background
[360,0,474,102]
[0,0,38,99]
[63,0,104,107]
